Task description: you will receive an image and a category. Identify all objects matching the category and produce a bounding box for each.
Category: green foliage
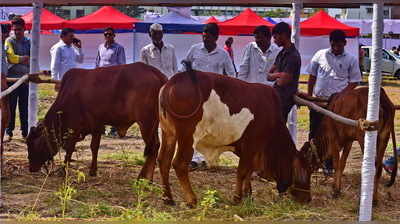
[198,189,219,220]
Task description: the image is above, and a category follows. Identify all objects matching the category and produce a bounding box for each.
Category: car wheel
[395,70,400,79]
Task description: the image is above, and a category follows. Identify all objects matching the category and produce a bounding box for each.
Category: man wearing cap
[140,23,177,79]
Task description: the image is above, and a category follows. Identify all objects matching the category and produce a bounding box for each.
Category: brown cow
[158,61,311,207]
[0,75,10,174]
[300,87,397,204]
[27,63,167,179]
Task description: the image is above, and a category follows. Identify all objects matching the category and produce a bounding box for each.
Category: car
[362,46,400,79]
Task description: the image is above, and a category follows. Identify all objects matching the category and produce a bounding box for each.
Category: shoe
[5,135,12,142]
[383,156,396,174]
[107,131,118,138]
[189,161,207,171]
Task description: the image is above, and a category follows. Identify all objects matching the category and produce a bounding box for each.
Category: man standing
[95,27,126,68]
[5,17,30,141]
[50,28,84,91]
[185,23,235,77]
[267,22,301,122]
[184,23,235,170]
[140,23,177,79]
[95,27,126,137]
[307,29,361,176]
[239,25,280,85]
[224,37,237,75]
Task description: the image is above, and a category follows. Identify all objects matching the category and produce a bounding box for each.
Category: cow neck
[43,111,65,157]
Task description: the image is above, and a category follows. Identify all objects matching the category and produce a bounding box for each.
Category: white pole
[359,2,383,221]
[288,0,301,143]
[28,1,42,132]
[0,18,3,207]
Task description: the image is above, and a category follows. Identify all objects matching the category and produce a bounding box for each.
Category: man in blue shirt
[95,27,126,137]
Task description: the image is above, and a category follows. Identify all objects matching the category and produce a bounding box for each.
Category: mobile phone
[72,38,80,44]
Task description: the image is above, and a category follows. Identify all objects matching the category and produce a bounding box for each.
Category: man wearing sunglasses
[95,27,126,68]
[95,27,126,137]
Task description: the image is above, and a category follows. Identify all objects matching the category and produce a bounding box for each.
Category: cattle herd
[0,62,397,207]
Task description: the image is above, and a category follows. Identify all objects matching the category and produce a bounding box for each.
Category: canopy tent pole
[359,1,383,221]
[28,1,42,132]
[288,0,302,143]
[0,16,3,207]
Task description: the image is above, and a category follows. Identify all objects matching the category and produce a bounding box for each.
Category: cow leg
[89,133,101,176]
[333,141,352,198]
[158,130,177,205]
[61,140,77,176]
[172,136,197,208]
[138,120,160,181]
[242,171,253,198]
[233,158,252,204]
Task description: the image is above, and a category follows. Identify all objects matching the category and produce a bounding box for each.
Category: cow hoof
[186,202,196,208]
[232,195,242,205]
[332,190,341,199]
[163,199,176,206]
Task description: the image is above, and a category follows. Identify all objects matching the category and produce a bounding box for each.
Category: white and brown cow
[157,61,312,207]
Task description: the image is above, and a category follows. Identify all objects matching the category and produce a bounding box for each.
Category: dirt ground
[1,76,400,221]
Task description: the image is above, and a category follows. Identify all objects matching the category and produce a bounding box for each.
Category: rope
[357,119,380,131]
[289,186,311,193]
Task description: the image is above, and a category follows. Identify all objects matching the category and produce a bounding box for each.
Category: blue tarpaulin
[135,11,204,34]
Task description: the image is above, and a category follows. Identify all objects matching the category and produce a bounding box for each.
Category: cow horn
[293,95,358,128]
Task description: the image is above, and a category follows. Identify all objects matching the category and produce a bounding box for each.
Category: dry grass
[1,75,400,221]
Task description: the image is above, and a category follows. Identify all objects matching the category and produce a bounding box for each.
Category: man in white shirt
[307,29,362,176]
[184,23,235,170]
[140,23,177,78]
[50,28,84,91]
[238,25,280,85]
[184,23,235,77]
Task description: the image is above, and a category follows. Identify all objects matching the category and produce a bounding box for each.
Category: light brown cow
[157,61,312,207]
[300,87,397,205]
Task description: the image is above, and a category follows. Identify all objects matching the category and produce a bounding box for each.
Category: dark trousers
[6,82,29,137]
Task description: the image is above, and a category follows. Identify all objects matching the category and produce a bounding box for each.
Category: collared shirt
[5,36,30,78]
[140,42,177,78]
[50,40,84,81]
[95,42,126,68]
[238,42,280,85]
[184,43,236,77]
[273,44,301,109]
[307,48,362,98]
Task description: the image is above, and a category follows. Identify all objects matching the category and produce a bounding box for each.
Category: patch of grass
[217,156,238,167]
[101,150,145,166]
[262,198,328,220]
[231,197,264,218]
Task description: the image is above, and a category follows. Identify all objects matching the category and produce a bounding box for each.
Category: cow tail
[386,115,397,187]
[162,60,203,119]
[182,60,197,83]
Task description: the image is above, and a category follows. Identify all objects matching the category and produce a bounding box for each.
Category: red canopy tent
[1,8,65,30]
[300,10,359,37]
[203,16,220,24]
[218,8,274,35]
[63,6,141,30]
